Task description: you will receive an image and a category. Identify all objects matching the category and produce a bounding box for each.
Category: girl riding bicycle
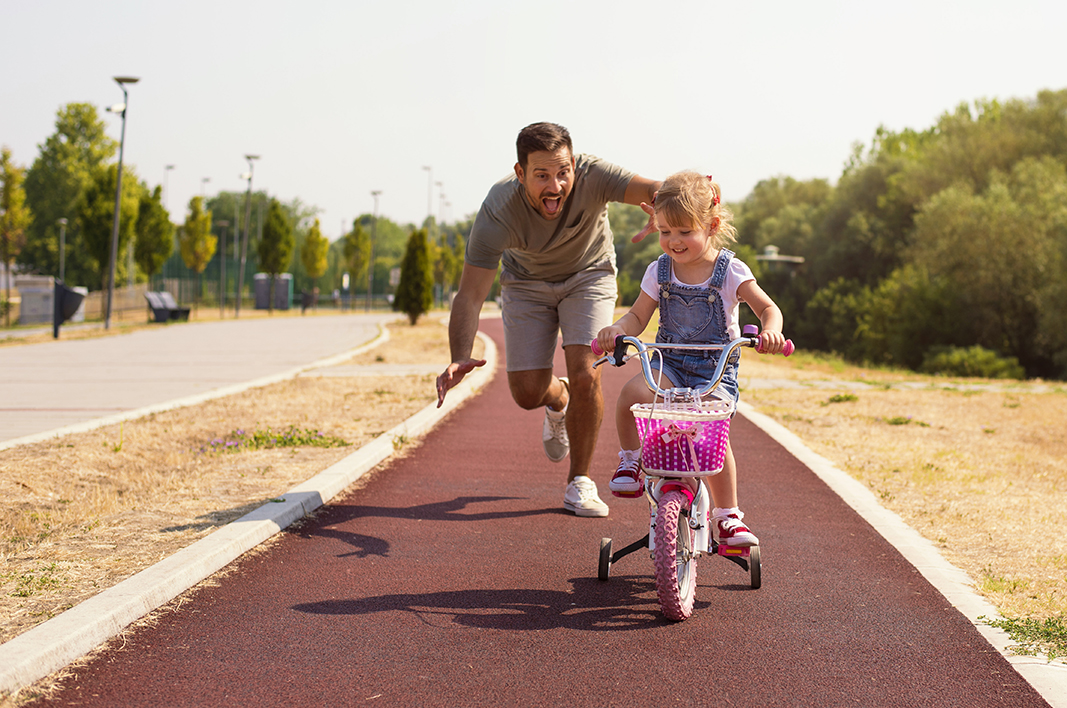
[595,171,786,547]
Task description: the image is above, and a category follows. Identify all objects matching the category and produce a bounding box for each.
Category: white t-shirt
[639,255,755,339]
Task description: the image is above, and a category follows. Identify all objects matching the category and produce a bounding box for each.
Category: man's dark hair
[516,122,573,168]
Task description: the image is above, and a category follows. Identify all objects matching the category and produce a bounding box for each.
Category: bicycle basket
[631,399,733,477]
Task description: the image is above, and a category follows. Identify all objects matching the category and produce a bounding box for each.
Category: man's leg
[561,344,602,483]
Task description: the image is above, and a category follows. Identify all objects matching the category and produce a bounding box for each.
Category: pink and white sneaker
[608,450,644,498]
[714,508,759,547]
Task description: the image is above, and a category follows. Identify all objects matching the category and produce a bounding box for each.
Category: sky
[3,0,1066,240]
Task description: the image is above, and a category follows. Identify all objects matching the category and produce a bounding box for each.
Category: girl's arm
[596,291,657,353]
[737,280,787,354]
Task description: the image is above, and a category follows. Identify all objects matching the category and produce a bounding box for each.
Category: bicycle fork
[647,478,711,555]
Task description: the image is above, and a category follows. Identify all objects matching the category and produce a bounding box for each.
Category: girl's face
[656,212,716,265]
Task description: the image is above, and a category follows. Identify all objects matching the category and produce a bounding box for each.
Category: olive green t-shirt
[466,153,634,282]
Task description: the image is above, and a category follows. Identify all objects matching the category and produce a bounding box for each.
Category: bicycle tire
[750,544,762,589]
[653,490,697,620]
[598,538,613,581]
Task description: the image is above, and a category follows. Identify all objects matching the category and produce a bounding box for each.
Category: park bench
[145,291,191,322]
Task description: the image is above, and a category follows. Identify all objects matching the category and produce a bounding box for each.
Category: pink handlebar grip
[755,337,795,357]
[590,338,604,356]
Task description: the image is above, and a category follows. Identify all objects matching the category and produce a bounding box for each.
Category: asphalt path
[19,318,1054,707]
[0,314,393,446]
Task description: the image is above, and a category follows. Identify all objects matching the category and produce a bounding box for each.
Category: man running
[436,122,660,517]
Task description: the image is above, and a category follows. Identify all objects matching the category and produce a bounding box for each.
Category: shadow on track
[291,575,720,631]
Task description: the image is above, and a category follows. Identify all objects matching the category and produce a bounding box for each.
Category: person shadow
[289,495,563,559]
[291,575,711,631]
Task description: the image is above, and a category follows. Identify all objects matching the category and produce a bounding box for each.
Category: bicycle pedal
[717,545,751,558]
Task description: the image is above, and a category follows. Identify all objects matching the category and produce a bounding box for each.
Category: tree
[342,219,371,291]
[135,185,173,286]
[257,198,295,312]
[179,196,216,306]
[393,228,433,325]
[301,218,329,285]
[78,163,142,291]
[22,103,117,287]
[1,147,32,326]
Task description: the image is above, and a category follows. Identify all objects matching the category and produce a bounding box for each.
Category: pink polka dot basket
[631,398,732,477]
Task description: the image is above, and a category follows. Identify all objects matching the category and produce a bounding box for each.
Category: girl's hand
[596,326,626,353]
[757,330,787,355]
[631,200,659,243]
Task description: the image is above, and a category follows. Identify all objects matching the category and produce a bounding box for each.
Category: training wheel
[598,538,613,581]
[749,545,762,589]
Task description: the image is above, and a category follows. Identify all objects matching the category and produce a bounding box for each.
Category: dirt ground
[1,316,1064,653]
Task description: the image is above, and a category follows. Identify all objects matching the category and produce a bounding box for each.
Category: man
[436,122,660,517]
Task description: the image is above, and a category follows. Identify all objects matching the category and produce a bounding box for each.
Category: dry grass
[740,350,1067,619]
[0,316,474,645]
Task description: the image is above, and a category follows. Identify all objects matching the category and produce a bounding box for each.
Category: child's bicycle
[591,325,794,621]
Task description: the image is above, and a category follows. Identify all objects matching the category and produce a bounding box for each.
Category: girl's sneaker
[609,450,644,498]
[714,507,759,547]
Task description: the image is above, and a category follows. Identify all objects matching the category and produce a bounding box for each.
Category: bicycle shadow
[291,575,710,631]
[291,496,564,559]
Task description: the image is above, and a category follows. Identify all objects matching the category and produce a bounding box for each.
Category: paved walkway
[0,314,394,447]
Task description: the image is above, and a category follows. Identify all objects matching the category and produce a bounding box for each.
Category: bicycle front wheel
[653,490,697,621]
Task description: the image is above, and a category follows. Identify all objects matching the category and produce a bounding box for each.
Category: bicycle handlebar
[591,326,794,399]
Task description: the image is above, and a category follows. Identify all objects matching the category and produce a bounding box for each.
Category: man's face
[514,147,575,221]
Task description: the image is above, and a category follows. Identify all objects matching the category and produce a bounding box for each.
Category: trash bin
[254,273,293,310]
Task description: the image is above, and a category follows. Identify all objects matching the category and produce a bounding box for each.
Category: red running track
[26,318,1049,707]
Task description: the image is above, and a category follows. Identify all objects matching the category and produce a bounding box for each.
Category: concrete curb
[0,332,498,696]
[738,400,1067,708]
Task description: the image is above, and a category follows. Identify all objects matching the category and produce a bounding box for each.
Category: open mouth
[542,195,562,215]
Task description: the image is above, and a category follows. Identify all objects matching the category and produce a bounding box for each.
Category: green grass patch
[823,393,858,405]
[5,563,64,597]
[200,426,349,454]
[884,416,930,427]
[981,615,1067,662]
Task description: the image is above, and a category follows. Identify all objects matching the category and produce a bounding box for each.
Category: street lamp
[104,75,139,330]
[56,218,68,283]
[368,190,381,312]
[200,177,211,197]
[216,219,229,317]
[422,165,434,224]
[235,154,259,317]
[163,164,174,211]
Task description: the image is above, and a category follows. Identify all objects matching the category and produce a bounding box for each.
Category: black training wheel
[598,538,613,581]
[750,544,762,589]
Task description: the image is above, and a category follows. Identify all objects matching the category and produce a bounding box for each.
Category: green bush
[919,345,1025,379]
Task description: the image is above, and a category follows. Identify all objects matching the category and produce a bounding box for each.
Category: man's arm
[622,175,662,243]
[436,262,497,407]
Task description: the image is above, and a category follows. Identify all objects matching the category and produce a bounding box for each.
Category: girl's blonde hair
[655,171,737,247]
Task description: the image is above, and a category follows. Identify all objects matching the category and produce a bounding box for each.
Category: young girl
[595,171,786,547]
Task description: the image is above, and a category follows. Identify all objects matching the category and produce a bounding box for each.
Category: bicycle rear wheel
[653,490,697,621]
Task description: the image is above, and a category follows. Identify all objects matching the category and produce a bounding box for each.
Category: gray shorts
[500,264,617,372]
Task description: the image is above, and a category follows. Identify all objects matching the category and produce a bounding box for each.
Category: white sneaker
[564,475,609,517]
[542,377,570,462]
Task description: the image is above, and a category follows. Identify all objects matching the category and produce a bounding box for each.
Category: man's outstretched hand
[631,200,659,243]
[436,358,488,407]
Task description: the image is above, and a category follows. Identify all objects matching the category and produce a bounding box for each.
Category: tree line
[1,102,467,316]
[611,88,1067,380]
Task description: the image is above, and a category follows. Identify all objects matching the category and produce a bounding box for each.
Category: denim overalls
[654,250,741,405]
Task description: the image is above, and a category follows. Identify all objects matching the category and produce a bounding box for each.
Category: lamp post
[163,164,174,211]
[422,166,433,231]
[104,75,139,330]
[368,190,381,312]
[56,218,68,283]
[235,154,259,317]
[200,177,210,197]
[216,220,229,317]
